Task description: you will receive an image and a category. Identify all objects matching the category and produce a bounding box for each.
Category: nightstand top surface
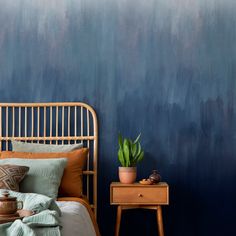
[110,182,168,187]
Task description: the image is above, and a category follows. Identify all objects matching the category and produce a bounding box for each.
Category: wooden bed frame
[0,102,98,218]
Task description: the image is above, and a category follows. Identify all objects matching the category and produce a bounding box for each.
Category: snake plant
[118,133,144,167]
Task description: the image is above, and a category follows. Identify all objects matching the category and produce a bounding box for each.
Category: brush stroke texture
[0,0,236,235]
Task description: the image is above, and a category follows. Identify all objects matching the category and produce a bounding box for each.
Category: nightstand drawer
[111,186,168,205]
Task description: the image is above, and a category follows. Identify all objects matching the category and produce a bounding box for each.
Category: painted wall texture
[0,0,236,235]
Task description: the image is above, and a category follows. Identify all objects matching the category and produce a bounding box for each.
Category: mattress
[57,201,97,236]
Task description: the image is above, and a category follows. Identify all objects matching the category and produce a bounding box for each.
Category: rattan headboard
[0,102,98,218]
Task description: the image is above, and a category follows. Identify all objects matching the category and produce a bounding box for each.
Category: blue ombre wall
[0,0,236,235]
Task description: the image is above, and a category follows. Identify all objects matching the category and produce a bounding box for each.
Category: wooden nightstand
[110,182,169,236]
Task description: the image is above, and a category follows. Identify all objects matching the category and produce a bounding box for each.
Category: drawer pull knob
[138,194,143,197]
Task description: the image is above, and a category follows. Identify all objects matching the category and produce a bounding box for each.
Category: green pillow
[12,140,83,153]
[0,158,67,199]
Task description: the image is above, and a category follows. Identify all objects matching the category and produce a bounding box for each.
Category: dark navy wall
[0,0,236,235]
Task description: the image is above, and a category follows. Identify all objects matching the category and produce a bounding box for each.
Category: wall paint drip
[0,0,236,235]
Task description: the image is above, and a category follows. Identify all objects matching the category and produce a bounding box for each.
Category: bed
[0,102,100,235]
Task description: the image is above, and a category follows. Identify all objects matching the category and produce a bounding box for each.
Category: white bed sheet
[56,201,96,236]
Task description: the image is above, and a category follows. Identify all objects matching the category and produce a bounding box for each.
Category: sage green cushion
[12,140,83,153]
[0,158,67,199]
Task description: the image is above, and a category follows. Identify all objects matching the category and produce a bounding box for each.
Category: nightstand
[110,182,169,236]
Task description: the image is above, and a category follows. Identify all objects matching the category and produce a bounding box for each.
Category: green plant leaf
[118,133,123,149]
[136,150,144,163]
[133,133,141,144]
[123,139,130,167]
[118,148,125,166]
[131,142,137,159]
[118,133,144,167]
[135,142,141,158]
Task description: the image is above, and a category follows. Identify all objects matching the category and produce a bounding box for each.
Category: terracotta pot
[0,191,23,216]
[119,167,137,184]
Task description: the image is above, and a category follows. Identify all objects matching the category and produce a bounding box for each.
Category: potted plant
[118,133,144,184]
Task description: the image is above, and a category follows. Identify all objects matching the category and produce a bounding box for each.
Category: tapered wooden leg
[115,205,122,236]
[157,205,164,236]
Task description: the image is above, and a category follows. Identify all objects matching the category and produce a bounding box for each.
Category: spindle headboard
[0,102,98,218]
